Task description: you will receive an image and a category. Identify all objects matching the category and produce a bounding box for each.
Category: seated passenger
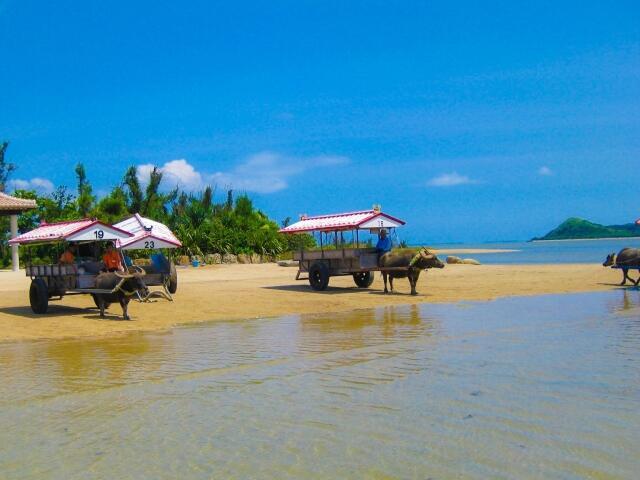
[59,244,77,264]
[102,242,124,272]
[375,229,392,258]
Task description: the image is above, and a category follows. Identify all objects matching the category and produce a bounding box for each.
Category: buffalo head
[115,267,150,298]
[412,248,445,269]
[603,252,616,267]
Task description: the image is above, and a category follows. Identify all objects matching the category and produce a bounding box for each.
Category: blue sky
[1,1,638,243]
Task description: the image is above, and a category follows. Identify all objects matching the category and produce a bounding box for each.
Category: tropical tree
[122,165,177,219]
[36,186,76,223]
[123,165,144,213]
[75,163,95,217]
[93,186,129,224]
[0,141,16,192]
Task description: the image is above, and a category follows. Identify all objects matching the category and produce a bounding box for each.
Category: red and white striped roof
[9,219,133,245]
[279,209,405,234]
[114,213,182,250]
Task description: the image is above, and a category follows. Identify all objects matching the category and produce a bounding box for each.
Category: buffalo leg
[382,272,388,293]
[389,276,394,293]
[99,298,106,318]
[410,271,421,295]
[120,298,130,320]
[621,268,631,286]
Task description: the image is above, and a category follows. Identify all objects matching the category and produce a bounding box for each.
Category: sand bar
[432,248,520,254]
[0,263,625,342]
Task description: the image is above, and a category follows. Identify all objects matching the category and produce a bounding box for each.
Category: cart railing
[25,264,76,277]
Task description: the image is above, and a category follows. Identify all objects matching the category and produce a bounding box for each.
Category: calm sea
[429,237,640,264]
[1,290,639,479]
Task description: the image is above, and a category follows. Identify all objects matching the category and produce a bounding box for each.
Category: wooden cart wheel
[92,294,111,310]
[309,262,330,291]
[29,278,49,314]
[168,262,178,294]
[353,271,375,288]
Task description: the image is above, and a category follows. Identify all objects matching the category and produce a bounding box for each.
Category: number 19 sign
[65,222,132,243]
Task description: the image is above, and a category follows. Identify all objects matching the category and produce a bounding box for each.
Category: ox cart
[279,208,408,291]
[9,219,144,313]
[115,214,181,299]
[9,215,183,314]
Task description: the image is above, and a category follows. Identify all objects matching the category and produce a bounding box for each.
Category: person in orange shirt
[102,242,124,272]
[59,244,77,264]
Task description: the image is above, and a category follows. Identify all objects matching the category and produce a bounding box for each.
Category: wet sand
[432,248,520,254]
[0,263,625,342]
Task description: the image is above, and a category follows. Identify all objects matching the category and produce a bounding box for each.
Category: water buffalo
[379,248,445,295]
[603,248,640,286]
[94,267,149,320]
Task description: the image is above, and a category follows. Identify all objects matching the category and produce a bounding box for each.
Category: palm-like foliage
[1,163,310,267]
[75,163,95,217]
[0,141,16,192]
[123,166,143,213]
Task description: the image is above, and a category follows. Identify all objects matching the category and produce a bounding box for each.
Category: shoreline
[0,262,626,343]
[431,248,519,254]
[531,236,640,243]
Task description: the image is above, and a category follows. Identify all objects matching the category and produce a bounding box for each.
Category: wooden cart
[115,214,182,299]
[9,219,139,313]
[280,207,407,291]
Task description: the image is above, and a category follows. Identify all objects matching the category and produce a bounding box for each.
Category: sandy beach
[0,262,624,342]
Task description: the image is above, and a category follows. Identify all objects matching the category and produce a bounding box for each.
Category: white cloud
[8,177,54,194]
[137,152,349,194]
[137,159,203,190]
[427,172,479,187]
[538,166,553,176]
[210,152,349,193]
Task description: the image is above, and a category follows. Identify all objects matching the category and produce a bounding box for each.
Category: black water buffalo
[379,248,445,295]
[94,268,149,320]
[603,248,640,286]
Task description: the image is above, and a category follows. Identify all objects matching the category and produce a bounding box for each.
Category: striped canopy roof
[114,213,182,250]
[279,209,405,234]
[8,218,133,245]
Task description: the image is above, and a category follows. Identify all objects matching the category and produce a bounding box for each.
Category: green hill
[533,217,640,241]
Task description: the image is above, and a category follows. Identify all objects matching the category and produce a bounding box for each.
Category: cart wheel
[309,262,330,291]
[353,271,375,288]
[92,294,111,310]
[168,262,178,294]
[29,278,49,314]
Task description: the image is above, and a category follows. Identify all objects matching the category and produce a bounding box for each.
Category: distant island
[532,217,640,241]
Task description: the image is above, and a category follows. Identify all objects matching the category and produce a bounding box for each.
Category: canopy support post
[10,214,19,271]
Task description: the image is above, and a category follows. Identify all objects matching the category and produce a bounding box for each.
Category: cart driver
[59,244,77,265]
[102,242,124,272]
[376,229,392,258]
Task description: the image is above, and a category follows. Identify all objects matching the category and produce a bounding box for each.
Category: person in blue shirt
[375,229,392,258]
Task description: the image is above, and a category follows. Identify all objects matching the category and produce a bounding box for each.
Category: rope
[390,228,400,248]
[109,277,142,297]
[408,251,421,268]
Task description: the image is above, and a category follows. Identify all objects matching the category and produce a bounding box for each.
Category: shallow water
[431,237,640,264]
[1,290,639,479]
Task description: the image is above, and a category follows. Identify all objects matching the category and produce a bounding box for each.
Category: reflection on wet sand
[0,291,639,479]
[611,288,640,312]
